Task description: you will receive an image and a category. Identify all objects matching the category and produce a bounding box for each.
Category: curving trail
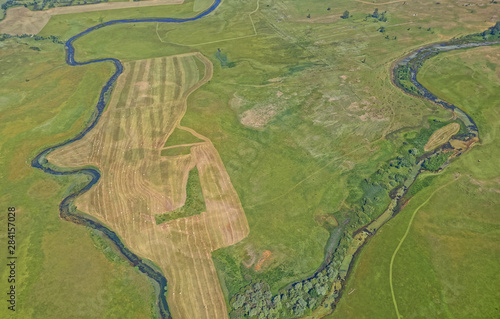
[310,39,500,319]
[389,178,458,319]
[31,1,227,318]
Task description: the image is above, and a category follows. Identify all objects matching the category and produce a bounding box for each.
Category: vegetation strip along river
[309,39,500,318]
[31,1,222,318]
[29,3,499,317]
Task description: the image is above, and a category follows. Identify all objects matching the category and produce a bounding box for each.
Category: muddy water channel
[309,40,500,318]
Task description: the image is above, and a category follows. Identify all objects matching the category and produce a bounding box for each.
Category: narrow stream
[312,40,500,318]
[31,1,222,318]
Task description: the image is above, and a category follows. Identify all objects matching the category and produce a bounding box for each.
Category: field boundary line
[157,0,260,46]
[162,142,206,150]
[389,176,459,319]
[356,0,407,5]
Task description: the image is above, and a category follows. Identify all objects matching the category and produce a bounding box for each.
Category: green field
[332,45,500,319]
[1,0,500,317]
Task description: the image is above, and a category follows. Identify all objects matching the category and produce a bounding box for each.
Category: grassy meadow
[331,45,500,319]
[2,0,499,317]
[0,37,156,318]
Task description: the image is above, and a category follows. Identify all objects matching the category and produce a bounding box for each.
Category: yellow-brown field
[424,122,460,151]
[0,0,183,35]
[48,53,249,319]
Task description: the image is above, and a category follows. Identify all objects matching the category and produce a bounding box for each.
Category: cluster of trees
[370,8,387,22]
[482,21,500,37]
[230,241,349,319]
[354,148,419,221]
[1,0,108,12]
[394,65,421,96]
[422,153,449,171]
[0,33,63,43]
[451,21,500,43]
[1,0,24,11]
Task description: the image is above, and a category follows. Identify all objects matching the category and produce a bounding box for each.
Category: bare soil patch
[255,250,272,271]
[240,104,279,128]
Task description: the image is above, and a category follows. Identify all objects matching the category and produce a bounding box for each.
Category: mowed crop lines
[48,53,249,319]
[424,122,460,151]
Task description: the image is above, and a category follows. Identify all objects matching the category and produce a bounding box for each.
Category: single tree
[341,10,350,19]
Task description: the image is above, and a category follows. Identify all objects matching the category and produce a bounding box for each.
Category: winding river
[29,0,499,317]
[311,39,500,318]
[31,1,221,318]
[394,40,500,135]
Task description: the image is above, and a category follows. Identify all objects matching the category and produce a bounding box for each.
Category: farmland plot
[49,53,249,319]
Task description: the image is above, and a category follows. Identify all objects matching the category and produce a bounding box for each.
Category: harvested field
[48,53,249,319]
[424,122,460,151]
[0,0,183,35]
[0,7,51,35]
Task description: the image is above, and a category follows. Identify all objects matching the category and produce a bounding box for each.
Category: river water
[31,1,221,318]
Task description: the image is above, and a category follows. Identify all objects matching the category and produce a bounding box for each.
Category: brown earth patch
[359,112,388,122]
[0,7,51,35]
[0,0,184,35]
[240,104,279,128]
[254,250,272,271]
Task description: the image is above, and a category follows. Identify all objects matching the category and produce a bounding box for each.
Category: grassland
[37,0,196,39]
[38,0,499,308]
[331,45,500,319]
[0,37,156,318]
[2,0,500,317]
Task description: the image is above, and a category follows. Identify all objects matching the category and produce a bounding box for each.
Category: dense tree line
[422,153,448,171]
[1,0,108,13]
[229,116,457,319]
[483,21,500,37]
[0,33,63,43]
[229,239,347,319]
[227,23,500,319]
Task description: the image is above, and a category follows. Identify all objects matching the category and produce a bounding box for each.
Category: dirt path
[0,0,183,35]
[356,0,407,5]
[389,177,458,319]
